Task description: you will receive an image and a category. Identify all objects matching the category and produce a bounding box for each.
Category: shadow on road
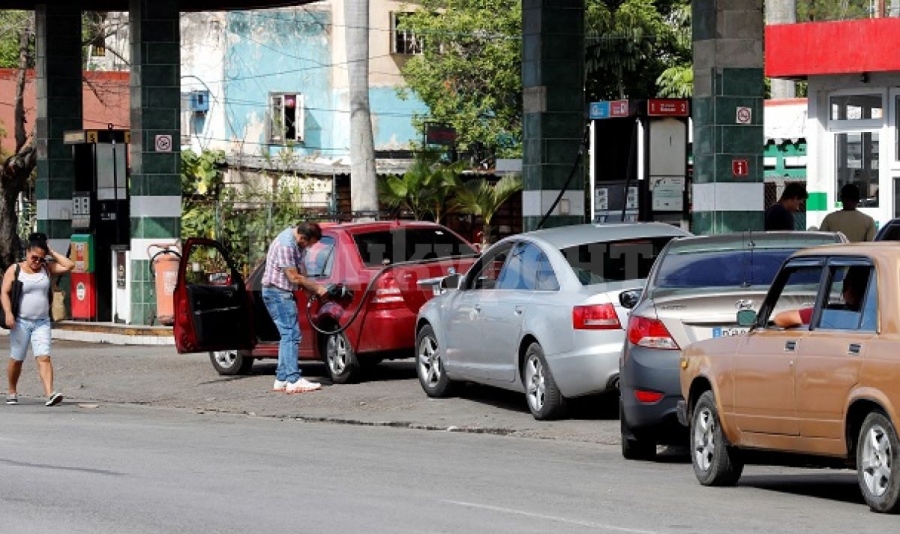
[453,382,621,421]
[739,472,862,506]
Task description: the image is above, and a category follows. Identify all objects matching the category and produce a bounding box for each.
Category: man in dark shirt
[764,182,808,231]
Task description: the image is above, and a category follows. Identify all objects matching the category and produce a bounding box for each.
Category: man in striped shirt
[261,221,328,394]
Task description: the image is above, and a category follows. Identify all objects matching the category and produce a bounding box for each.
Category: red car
[173,220,479,383]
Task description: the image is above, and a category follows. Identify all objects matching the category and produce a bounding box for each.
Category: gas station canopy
[1,0,313,10]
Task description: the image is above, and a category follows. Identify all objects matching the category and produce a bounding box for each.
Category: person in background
[819,183,876,242]
[764,182,808,231]
[261,221,328,394]
[3,233,75,406]
[773,267,868,328]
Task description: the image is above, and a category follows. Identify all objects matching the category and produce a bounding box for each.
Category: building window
[391,12,423,55]
[269,93,304,144]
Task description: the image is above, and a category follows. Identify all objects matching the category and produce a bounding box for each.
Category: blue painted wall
[223,9,427,162]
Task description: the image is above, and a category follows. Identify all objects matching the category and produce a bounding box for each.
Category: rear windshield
[649,248,795,298]
[560,237,676,285]
[353,228,478,267]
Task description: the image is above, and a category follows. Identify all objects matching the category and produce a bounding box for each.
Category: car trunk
[372,257,478,314]
[651,290,769,348]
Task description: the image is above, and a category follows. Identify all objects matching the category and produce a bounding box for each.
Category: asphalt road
[1,339,894,532]
[6,339,624,444]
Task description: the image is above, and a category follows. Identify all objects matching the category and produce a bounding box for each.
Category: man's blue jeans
[261,287,302,383]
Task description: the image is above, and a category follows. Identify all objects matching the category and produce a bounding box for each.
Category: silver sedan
[414,222,691,420]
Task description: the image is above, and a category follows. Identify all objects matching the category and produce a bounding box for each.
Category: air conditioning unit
[189,90,209,113]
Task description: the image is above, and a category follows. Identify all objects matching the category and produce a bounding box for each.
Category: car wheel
[325,331,361,384]
[523,342,567,420]
[691,391,743,486]
[416,324,457,397]
[209,350,254,376]
[857,411,900,513]
[620,401,656,460]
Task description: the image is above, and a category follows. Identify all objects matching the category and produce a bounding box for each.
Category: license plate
[712,327,748,337]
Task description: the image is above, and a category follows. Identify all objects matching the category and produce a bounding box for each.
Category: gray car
[415,222,691,420]
[618,231,847,459]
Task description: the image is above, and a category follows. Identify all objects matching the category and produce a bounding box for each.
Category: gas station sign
[732,159,749,177]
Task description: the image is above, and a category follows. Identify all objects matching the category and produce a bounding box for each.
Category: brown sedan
[679,242,900,513]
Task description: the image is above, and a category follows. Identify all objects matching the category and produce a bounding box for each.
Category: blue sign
[589,101,610,120]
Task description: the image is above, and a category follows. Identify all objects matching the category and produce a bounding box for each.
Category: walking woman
[3,233,75,406]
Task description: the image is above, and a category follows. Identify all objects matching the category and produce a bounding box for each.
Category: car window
[496,242,559,291]
[184,243,236,287]
[763,265,824,329]
[651,248,799,298]
[303,236,335,278]
[560,237,673,286]
[817,265,874,331]
[466,242,513,290]
[353,228,478,267]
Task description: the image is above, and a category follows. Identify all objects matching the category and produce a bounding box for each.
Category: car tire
[209,350,254,376]
[857,411,900,513]
[620,401,656,460]
[325,331,361,384]
[523,342,567,420]
[691,391,743,486]
[416,324,458,397]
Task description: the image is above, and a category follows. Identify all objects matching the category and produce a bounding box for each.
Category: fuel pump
[64,126,131,321]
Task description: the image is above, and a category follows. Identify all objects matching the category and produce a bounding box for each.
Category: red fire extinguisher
[148,243,181,326]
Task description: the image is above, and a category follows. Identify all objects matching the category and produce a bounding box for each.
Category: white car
[414,222,691,420]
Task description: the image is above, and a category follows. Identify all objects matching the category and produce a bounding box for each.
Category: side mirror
[736,309,757,327]
[440,273,462,291]
[619,288,642,309]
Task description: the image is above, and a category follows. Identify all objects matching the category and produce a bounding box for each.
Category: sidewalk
[0,321,174,346]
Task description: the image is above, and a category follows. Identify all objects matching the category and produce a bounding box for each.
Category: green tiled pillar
[691,0,765,234]
[35,5,82,251]
[521,0,585,231]
[129,0,182,325]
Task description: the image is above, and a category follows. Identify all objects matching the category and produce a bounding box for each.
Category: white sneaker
[285,378,321,394]
[273,379,289,392]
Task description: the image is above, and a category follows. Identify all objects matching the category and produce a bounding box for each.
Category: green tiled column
[129,0,182,325]
[691,0,765,234]
[35,6,82,247]
[521,1,585,231]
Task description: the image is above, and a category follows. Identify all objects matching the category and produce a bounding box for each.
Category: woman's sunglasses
[28,255,46,264]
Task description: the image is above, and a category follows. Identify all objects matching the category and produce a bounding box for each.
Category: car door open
[173,238,255,354]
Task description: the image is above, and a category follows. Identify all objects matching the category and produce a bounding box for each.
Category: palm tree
[453,174,522,247]
[378,151,464,222]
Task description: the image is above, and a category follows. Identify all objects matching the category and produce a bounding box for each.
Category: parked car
[414,222,692,420]
[173,220,479,383]
[874,218,900,241]
[619,231,846,460]
[679,242,900,513]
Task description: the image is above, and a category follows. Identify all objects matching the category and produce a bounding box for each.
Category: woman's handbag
[1,265,23,330]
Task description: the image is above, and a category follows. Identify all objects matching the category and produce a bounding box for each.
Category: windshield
[560,237,676,286]
[353,228,478,267]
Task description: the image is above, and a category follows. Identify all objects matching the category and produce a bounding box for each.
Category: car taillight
[626,316,679,350]
[573,304,621,330]
[634,389,664,403]
[369,273,405,310]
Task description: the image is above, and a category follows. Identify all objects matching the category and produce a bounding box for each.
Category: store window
[830,94,883,121]
[835,132,879,207]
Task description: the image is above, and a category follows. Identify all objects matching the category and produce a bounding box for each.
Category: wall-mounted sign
[155,134,173,152]
[735,107,752,124]
[425,124,457,146]
[732,159,749,176]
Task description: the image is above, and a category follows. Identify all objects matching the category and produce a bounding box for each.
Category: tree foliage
[181,149,309,272]
[586,0,691,100]
[397,0,522,158]
[452,174,522,246]
[796,0,869,21]
[378,149,466,223]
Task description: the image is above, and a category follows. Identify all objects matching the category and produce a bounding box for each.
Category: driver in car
[773,267,867,328]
